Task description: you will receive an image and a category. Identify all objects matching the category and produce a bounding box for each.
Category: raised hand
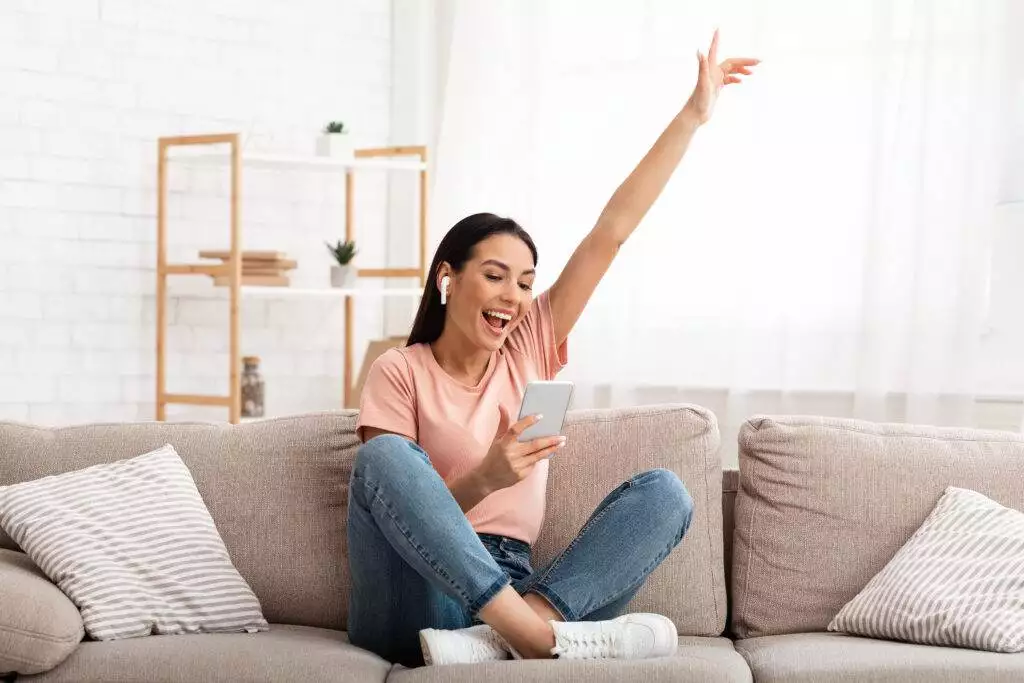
[684,29,759,125]
[545,32,759,351]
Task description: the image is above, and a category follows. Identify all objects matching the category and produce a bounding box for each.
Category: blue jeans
[346,434,694,667]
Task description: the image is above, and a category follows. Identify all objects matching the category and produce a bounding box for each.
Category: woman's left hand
[684,29,759,125]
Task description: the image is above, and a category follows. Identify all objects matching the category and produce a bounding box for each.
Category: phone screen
[517,381,574,442]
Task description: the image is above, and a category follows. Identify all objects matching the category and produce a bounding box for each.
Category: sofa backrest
[0,404,726,635]
[536,404,727,636]
[0,413,359,631]
[729,414,1024,639]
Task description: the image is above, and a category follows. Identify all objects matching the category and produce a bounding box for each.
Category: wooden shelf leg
[229,134,242,424]
[344,296,353,408]
[156,139,168,421]
[344,169,354,409]
[419,149,428,287]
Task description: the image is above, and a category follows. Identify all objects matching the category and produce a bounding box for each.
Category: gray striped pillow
[0,444,268,641]
[828,486,1024,652]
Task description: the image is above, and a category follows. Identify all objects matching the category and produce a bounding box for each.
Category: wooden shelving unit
[156,133,428,423]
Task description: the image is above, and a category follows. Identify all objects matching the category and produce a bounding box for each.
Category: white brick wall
[0,0,402,424]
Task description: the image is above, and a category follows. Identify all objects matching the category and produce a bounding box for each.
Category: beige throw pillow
[829,486,1024,652]
[0,549,83,675]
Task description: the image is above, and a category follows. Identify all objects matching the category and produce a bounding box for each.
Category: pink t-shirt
[356,290,568,544]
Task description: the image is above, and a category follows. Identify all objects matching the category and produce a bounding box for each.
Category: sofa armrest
[0,549,83,676]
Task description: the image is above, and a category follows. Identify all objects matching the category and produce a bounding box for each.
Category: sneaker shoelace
[555,630,616,659]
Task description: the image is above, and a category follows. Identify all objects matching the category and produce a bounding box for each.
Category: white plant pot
[330,265,355,288]
[317,133,354,160]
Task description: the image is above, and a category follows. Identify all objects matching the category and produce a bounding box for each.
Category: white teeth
[484,310,512,321]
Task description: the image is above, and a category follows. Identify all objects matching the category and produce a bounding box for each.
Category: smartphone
[517,380,575,442]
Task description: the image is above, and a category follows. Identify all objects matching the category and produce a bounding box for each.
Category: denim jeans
[346,434,694,667]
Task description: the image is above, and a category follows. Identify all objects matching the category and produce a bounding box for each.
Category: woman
[349,31,757,667]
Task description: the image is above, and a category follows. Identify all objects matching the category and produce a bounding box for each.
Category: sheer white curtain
[430,0,1007,463]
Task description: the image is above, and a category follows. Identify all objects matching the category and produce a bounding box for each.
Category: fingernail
[535,414,543,420]
[559,436,567,444]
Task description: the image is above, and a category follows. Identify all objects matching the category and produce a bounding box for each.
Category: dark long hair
[407,213,538,346]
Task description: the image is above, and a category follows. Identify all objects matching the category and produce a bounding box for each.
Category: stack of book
[199,250,297,287]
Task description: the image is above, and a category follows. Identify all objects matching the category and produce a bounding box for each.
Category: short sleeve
[505,289,568,380]
[355,349,418,442]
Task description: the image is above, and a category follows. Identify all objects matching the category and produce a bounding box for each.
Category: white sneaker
[550,613,678,660]
[419,624,511,665]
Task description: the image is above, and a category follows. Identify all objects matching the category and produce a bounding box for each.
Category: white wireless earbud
[440,275,450,306]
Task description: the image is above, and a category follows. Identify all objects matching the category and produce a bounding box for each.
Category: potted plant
[317,120,353,159]
[326,239,357,288]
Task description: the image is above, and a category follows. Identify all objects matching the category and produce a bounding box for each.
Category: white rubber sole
[621,614,679,658]
[652,616,679,657]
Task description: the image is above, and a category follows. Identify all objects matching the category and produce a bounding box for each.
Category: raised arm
[548,30,758,344]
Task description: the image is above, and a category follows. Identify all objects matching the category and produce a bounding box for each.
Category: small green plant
[326,239,357,265]
[323,121,347,134]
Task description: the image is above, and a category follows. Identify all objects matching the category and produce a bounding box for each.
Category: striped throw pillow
[828,486,1024,652]
[0,444,268,641]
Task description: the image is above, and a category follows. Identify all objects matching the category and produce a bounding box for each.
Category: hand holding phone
[517,380,574,442]
[476,404,567,493]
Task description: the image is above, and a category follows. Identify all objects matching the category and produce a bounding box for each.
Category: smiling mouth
[482,310,512,331]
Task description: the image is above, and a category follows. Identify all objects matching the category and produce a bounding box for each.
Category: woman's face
[443,233,536,352]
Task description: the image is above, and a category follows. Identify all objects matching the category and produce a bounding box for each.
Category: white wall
[419,2,1024,442]
[0,0,396,424]
[974,0,1024,427]
[383,0,436,338]
[1,1,1021,431]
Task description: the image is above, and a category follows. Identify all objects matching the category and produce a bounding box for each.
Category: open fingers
[722,59,758,75]
[506,413,542,440]
[723,57,760,68]
[521,435,566,457]
[494,404,512,440]
[697,51,709,82]
[525,439,566,464]
[708,28,719,66]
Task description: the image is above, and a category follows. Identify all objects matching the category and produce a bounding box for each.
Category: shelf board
[163,393,232,407]
[165,263,229,276]
[168,152,426,172]
[358,267,421,278]
[240,285,423,298]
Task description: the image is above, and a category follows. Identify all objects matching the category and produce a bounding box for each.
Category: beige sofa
[2,405,1023,682]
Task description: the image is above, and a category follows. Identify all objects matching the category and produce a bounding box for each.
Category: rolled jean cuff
[467,574,512,617]
[525,582,577,623]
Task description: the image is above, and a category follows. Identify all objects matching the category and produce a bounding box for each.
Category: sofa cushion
[0,413,358,631]
[735,632,1024,683]
[22,624,389,683]
[535,405,726,636]
[0,549,83,675]
[731,415,1024,639]
[829,486,1024,652]
[389,637,750,683]
[0,444,268,641]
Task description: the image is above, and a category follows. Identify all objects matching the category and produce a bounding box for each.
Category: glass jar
[241,356,265,418]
